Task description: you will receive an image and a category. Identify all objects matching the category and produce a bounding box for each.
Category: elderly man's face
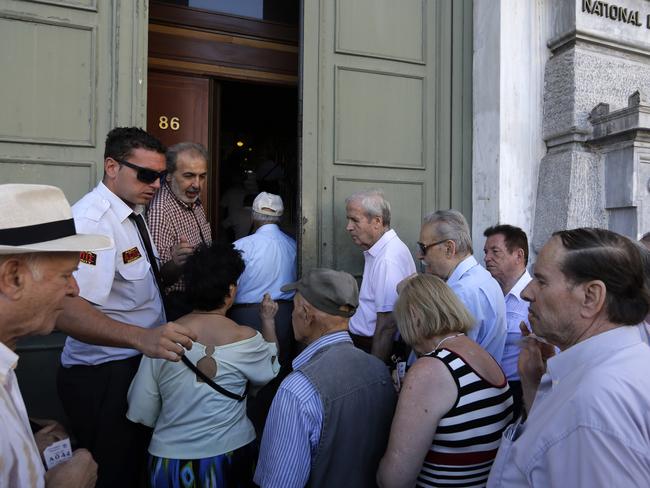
[521,237,581,349]
[23,253,80,339]
[484,233,522,287]
[345,200,383,250]
[168,153,208,205]
[418,223,452,279]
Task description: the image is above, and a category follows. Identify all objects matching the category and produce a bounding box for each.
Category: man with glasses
[56,127,196,488]
[147,142,212,320]
[417,210,506,362]
[345,190,416,361]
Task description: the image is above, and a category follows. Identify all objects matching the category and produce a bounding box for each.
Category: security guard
[56,127,192,488]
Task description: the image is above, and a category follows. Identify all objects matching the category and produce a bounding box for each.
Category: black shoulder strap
[181,355,247,402]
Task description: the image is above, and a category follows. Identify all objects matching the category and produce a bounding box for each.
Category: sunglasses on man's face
[113,158,167,184]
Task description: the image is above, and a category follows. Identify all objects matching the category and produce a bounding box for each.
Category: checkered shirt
[147,181,212,293]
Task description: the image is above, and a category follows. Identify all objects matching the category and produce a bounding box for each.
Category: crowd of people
[1,126,649,488]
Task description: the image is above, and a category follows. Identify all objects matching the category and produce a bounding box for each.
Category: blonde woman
[378,274,513,488]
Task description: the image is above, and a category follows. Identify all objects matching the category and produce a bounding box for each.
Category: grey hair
[166,142,208,174]
[0,252,53,281]
[423,209,473,255]
[252,211,281,224]
[345,189,391,228]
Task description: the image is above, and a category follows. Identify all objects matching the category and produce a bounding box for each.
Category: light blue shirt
[254,331,352,488]
[502,270,532,380]
[448,255,507,362]
[233,224,297,303]
[488,325,650,487]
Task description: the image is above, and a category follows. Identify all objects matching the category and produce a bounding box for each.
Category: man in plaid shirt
[147,142,212,319]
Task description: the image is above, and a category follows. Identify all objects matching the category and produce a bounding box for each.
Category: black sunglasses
[417,239,448,255]
[114,158,167,184]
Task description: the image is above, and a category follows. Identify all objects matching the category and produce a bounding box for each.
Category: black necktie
[129,213,164,290]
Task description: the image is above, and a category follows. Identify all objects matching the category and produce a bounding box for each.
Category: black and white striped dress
[417,348,514,487]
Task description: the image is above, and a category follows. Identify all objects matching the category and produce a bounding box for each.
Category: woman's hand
[260,293,279,322]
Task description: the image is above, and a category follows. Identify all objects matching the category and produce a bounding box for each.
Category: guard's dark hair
[183,241,245,311]
[103,127,166,161]
[553,228,649,325]
[484,224,529,265]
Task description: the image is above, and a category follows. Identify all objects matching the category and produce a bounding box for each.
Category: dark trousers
[57,355,151,488]
[228,300,296,369]
[229,300,296,436]
[508,380,524,421]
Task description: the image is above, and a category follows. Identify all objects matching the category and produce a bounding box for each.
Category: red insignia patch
[122,247,142,264]
[79,251,97,266]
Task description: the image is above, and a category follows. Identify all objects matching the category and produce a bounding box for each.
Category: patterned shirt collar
[292,331,352,369]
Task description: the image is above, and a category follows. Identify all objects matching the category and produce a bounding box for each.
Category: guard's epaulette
[83,198,111,222]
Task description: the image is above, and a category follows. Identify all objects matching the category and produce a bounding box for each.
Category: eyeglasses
[113,158,167,184]
[417,239,448,255]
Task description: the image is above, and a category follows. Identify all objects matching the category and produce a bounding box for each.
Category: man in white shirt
[230,192,297,368]
[0,184,108,488]
[483,224,531,419]
[345,190,416,361]
[488,228,650,487]
[56,127,197,488]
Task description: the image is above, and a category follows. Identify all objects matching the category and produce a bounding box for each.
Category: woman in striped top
[378,274,513,488]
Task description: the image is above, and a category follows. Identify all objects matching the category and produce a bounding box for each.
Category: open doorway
[217,81,299,242]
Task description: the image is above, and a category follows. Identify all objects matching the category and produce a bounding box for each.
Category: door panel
[0,0,148,423]
[300,0,472,276]
[147,72,209,148]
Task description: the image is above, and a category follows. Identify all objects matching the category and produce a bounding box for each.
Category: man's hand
[518,321,555,414]
[33,420,67,454]
[45,448,97,488]
[136,321,197,361]
[170,236,194,267]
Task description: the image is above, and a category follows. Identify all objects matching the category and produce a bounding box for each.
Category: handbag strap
[181,355,247,402]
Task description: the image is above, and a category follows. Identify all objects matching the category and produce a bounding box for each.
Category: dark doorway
[218,80,298,242]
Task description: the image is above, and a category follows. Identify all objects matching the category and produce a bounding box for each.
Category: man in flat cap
[0,184,107,487]
[254,268,396,488]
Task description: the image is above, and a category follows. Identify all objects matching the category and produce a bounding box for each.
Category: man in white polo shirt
[345,190,416,361]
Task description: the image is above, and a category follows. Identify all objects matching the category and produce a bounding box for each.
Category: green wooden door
[300,0,473,276]
[0,0,149,421]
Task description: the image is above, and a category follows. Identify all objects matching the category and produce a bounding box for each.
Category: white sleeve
[126,357,162,428]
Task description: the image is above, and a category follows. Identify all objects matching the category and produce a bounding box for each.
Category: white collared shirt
[488,326,650,487]
[0,342,45,488]
[349,229,416,337]
[501,270,532,380]
[61,182,166,367]
[233,224,297,303]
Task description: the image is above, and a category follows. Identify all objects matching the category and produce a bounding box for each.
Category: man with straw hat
[0,183,110,487]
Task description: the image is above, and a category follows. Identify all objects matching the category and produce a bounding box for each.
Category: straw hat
[0,184,112,254]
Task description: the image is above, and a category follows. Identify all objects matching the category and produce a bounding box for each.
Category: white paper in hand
[43,438,73,470]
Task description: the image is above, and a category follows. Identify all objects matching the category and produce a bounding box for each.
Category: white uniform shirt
[349,229,416,337]
[61,182,166,367]
[127,332,279,459]
[0,342,45,488]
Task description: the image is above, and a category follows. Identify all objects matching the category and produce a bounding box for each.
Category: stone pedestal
[531,0,650,251]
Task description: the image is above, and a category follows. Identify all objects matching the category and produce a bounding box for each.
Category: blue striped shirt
[254,331,352,488]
